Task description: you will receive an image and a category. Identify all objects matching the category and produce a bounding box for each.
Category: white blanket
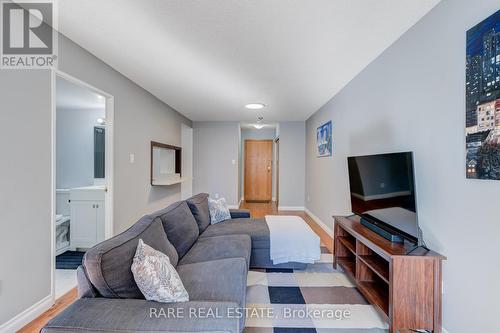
[265,215,321,265]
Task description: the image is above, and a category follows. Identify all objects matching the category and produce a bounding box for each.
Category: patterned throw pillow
[208,197,231,224]
[131,239,189,303]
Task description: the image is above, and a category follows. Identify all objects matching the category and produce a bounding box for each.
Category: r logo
[2,2,53,54]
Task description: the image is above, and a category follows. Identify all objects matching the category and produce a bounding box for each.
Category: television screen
[347,152,419,242]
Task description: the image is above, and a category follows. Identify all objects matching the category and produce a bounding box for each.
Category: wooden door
[245,140,273,202]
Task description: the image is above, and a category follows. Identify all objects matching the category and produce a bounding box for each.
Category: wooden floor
[17,288,77,333]
[19,201,332,332]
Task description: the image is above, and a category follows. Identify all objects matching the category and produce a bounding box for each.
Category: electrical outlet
[307,195,310,202]
[129,153,135,164]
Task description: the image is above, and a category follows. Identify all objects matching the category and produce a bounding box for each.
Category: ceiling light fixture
[245,103,265,110]
[253,116,264,129]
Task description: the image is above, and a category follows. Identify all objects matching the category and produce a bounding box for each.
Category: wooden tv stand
[333,215,445,333]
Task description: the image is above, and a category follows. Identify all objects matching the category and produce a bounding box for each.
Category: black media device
[347,152,420,245]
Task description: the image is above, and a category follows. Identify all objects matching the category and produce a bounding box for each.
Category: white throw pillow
[131,239,189,303]
[208,197,231,224]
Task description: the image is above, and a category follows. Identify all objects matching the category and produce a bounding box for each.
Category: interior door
[245,140,273,202]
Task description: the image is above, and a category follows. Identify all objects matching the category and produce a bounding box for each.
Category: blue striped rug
[56,251,85,270]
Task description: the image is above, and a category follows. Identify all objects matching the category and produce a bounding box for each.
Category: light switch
[130,153,135,164]
[231,159,236,165]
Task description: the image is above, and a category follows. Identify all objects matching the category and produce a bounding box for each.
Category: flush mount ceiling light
[245,103,265,110]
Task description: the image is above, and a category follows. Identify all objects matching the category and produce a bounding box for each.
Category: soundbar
[360,217,404,243]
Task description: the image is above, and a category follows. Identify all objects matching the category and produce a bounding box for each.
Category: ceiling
[57,0,440,122]
[56,76,106,109]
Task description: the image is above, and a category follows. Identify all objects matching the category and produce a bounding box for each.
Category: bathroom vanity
[70,185,106,250]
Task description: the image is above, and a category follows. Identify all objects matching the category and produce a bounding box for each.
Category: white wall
[305,0,500,331]
[278,122,306,208]
[192,122,240,206]
[240,127,277,200]
[0,70,52,327]
[56,107,105,189]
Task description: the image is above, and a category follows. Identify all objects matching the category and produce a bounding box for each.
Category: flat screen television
[347,152,420,244]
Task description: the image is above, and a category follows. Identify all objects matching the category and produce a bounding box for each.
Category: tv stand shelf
[333,215,446,333]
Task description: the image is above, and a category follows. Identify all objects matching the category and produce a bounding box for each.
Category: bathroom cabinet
[70,186,105,250]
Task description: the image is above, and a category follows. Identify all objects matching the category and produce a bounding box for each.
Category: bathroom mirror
[94,127,105,178]
[150,141,182,185]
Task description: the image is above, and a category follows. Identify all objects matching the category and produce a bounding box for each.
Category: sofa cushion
[186,193,211,233]
[208,197,231,224]
[179,234,251,267]
[41,299,242,333]
[200,218,270,249]
[83,216,178,299]
[153,201,199,258]
[131,239,189,303]
[176,258,248,308]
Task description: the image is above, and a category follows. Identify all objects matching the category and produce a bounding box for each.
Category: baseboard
[278,205,305,211]
[304,207,333,234]
[227,204,240,209]
[0,294,53,333]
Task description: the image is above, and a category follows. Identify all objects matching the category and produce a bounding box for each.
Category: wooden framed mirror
[150,141,182,186]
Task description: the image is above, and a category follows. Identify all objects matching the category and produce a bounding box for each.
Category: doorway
[275,137,280,206]
[52,71,114,301]
[181,123,193,199]
[244,139,273,202]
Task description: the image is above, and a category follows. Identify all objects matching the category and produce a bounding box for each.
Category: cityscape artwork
[317,121,332,157]
[466,10,500,180]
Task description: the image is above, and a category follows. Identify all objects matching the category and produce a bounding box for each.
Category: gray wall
[58,35,192,234]
[192,122,240,206]
[0,70,52,324]
[240,127,277,200]
[279,122,306,208]
[0,33,192,327]
[56,107,105,189]
[305,0,500,331]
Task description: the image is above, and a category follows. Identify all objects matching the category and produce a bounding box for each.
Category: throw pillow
[131,239,189,303]
[208,197,231,224]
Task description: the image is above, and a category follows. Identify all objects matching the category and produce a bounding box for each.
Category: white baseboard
[278,205,305,211]
[227,204,240,209]
[304,207,333,235]
[0,294,53,333]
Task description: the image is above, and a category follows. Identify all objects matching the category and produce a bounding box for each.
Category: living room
[1,1,499,333]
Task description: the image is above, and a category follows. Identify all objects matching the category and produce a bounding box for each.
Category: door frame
[50,69,115,302]
[244,139,273,202]
[274,137,280,206]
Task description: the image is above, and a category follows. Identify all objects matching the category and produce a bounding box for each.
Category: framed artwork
[317,121,332,157]
[466,10,500,180]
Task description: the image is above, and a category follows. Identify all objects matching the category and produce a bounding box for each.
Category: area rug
[244,246,388,333]
[56,250,85,269]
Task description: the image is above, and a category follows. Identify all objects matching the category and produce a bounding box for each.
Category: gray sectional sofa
[42,193,305,333]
